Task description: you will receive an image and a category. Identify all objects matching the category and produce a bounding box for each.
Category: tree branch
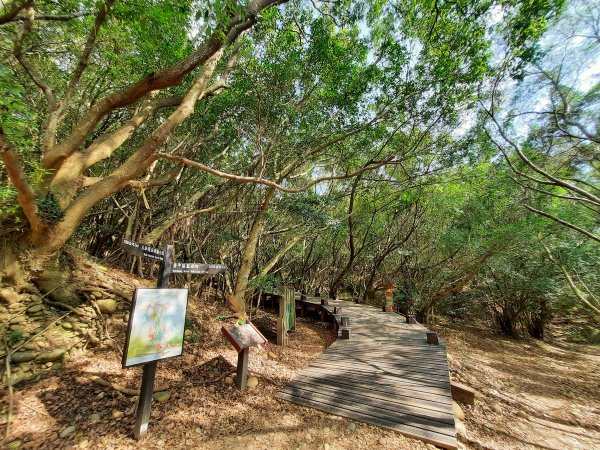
[0,0,32,25]
[41,0,286,170]
[43,0,114,152]
[523,204,600,243]
[13,6,56,110]
[155,153,398,194]
[0,128,47,241]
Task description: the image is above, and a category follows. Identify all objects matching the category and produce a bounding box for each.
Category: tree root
[82,374,168,395]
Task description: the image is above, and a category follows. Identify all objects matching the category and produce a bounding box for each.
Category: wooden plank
[280,383,454,431]
[299,366,452,393]
[275,392,457,450]
[316,354,451,373]
[289,376,454,415]
[451,381,476,405]
[306,360,452,383]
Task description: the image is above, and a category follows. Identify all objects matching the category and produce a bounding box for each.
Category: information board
[122,288,189,368]
[221,323,267,353]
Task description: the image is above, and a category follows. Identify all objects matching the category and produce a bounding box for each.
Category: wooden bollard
[426,331,439,345]
[341,316,350,327]
[341,327,350,339]
[236,347,249,390]
[406,315,417,324]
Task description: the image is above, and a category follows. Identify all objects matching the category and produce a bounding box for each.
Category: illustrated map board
[123,288,189,368]
[221,323,267,353]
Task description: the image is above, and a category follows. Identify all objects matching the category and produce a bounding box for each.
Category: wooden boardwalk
[275,295,457,450]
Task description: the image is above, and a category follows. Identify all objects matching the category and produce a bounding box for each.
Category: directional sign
[121,238,165,261]
[171,262,227,275]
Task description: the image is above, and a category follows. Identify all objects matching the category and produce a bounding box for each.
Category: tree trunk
[233,186,276,302]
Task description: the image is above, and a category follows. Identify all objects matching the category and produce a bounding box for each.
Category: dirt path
[436,321,600,450]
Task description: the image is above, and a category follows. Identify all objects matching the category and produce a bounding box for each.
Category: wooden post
[300,302,306,318]
[341,328,350,339]
[133,245,173,440]
[236,347,249,390]
[320,307,325,322]
[427,331,439,345]
[277,295,288,346]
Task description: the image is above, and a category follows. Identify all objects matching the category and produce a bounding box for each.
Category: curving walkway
[275,295,458,450]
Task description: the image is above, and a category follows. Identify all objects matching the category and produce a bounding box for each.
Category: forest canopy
[0,0,598,339]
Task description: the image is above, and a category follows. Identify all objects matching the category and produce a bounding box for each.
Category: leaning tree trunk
[233,187,276,303]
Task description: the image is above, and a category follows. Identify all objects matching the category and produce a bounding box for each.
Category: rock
[11,351,38,363]
[62,322,73,330]
[452,401,465,420]
[491,403,502,414]
[378,437,387,446]
[7,440,22,450]
[267,352,277,359]
[184,329,192,338]
[29,294,42,303]
[96,299,117,314]
[27,304,43,313]
[0,288,20,304]
[95,392,105,400]
[455,418,467,437]
[323,427,330,435]
[36,348,67,363]
[247,376,259,388]
[516,411,529,420]
[346,422,356,431]
[91,291,103,299]
[307,428,317,435]
[153,391,170,403]
[225,376,234,385]
[8,303,23,311]
[60,425,76,438]
[324,444,330,450]
[112,410,123,419]
[10,372,33,385]
[89,413,101,423]
[9,316,26,324]
[79,439,90,448]
[34,271,80,306]
[21,343,38,351]
[208,409,216,417]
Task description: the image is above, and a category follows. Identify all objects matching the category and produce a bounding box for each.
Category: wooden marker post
[236,348,249,390]
[133,245,173,440]
[221,323,266,391]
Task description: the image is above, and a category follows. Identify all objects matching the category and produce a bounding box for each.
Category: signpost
[221,323,267,390]
[132,244,173,440]
[120,238,227,440]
